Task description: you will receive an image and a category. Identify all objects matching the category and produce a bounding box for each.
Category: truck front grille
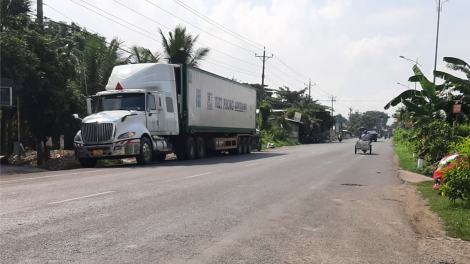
[81,122,115,143]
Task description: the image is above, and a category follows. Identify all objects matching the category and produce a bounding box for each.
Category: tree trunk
[0,110,7,156]
[44,145,50,161]
[7,111,13,155]
[36,140,44,165]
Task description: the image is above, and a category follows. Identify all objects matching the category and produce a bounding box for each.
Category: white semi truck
[73,63,262,168]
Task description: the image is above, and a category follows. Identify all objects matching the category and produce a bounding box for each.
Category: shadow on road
[103,151,287,170]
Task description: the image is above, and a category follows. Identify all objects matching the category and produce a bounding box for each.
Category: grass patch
[416,181,470,241]
[394,143,433,177]
[261,136,300,149]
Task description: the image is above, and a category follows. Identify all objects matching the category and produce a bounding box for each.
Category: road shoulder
[394,172,470,264]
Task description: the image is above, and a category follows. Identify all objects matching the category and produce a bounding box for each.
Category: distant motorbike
[384,134,388,139]
[339,137,343,143]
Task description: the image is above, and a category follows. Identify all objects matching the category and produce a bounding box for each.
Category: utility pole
[37,0,44,27]
[328,96,336,116]
[304,79,315,100]
[255,47,273,105]
[433,0,449,84]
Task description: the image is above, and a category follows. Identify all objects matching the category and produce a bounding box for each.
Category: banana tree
[434,57,470,123]
[384,65,448,125]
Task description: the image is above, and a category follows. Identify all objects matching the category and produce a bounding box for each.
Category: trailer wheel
[183,136,196,160]
[246,138,252,154]
[195,137,205,159]
[230,137,243,155]
[241,137,248,154]
[79,158,97,168]
[136,136,153,165]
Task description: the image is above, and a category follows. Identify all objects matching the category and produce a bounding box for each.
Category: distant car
[368,131,378,142]
[433,153,467,190]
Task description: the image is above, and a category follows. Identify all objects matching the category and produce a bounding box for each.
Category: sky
[38,0,470,123]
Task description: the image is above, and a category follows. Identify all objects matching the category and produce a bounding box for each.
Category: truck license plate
[93,150,103,156]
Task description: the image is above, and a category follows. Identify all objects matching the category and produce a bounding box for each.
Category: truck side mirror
[86,98,92,115]
[73,114,82,121]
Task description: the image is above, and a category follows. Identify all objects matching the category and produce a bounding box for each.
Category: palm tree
[127,45,161,64]
[159,25,210,67]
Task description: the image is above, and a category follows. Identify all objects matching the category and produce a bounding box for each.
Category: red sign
[453,104,462,114]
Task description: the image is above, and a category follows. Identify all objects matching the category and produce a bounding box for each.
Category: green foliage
[268,126,289,141]
[159,25,210,67]
[261,134,300,148]
[440,137,470,204]
[258,103,272,130]
[456,125,470,137]
[393,121,459,165]
[416,181,470,241]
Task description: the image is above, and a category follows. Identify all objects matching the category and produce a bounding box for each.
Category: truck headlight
[118,132,136,139]
[74,135,81,142]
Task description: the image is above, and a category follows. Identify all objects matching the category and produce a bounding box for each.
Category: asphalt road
[1,138,426,263]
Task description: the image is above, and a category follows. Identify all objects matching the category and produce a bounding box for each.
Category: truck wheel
[195,137,205,159]
[257,139,262,151]
[370,146,372,155]
[354,147,357,154]
[136,136,153,165]
[183,136,196,160]
[79,158,97,168]
[246,138,252,154]
[242,137,248,154]
[152,154,166,162]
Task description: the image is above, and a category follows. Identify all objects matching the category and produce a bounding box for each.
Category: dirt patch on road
[395,183,470,264]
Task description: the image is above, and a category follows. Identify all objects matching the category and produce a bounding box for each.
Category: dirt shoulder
[395,170,470,264]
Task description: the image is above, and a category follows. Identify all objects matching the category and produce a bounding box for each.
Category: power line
[268,61,305,84]
[29,12,136,56]
[112,0,172,31]
[110,0,261,68]
[144,0,255,53]
[266,50,309,80]
[204,59,259,77]
[68,0,161,42]
[172,0,264,51]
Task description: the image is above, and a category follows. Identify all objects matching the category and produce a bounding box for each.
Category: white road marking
[245,163,259,167]
[184,172,213,179]
[1,169,109,184]
[48,191,115,205]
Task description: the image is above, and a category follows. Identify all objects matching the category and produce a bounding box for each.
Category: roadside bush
[268,126,289,141]
[456,125,470,137]
[440,137,470,204]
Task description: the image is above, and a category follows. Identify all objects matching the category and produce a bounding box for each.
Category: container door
[146,94,159,132]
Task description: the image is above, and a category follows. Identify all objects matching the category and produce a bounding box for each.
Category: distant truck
[73,64,262,168]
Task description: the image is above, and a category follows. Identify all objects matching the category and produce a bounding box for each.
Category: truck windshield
[95,93,145,112]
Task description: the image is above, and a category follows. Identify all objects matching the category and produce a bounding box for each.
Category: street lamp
[399,56,421,90]
[433,0,450,85]
[397,82,410,89]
